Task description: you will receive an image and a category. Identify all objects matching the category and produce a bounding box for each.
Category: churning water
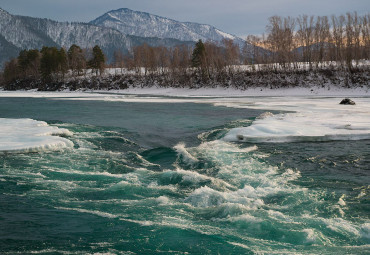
[0,95,369,254]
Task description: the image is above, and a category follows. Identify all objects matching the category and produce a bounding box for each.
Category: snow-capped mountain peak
[0,7,194,67]
[90,8,244,45]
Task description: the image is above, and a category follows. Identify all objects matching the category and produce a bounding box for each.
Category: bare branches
[243,12,369,71]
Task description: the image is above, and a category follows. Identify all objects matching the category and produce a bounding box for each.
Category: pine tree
[40,47,59,81]
[18,49,41,78]
[191,40,205,68]
[58,48,68,80]
[89,45,105,75]
[191,40,209,79]
[18,50,29,72]
[3,58,19,83]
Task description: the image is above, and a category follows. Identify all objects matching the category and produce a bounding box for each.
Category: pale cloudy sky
[1,0,369,37]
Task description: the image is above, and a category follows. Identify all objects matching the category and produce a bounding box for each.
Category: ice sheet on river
[0,118,73,153]
[223,97,370,143]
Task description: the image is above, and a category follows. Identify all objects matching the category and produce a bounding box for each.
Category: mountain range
[90,8,245,46]
[0,7,247,67]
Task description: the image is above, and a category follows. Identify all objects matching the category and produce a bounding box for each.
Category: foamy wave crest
[186,186,264,209]
[198,140,258,153]
[174,142,199,165]
[159,168,234,190]
[0,118,73,153]
[360,223,370,240]
[183,140,306,222]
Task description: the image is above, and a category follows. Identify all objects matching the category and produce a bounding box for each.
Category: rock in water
[340,98,356,105]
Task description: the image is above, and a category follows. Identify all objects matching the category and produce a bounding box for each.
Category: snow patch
[0,118,73,153]
[224,97,370,143]
[216,29,235,40]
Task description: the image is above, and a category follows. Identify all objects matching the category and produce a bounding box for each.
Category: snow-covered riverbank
[2,67,369,94]
[103,85,370,97]
[1,84,369,98]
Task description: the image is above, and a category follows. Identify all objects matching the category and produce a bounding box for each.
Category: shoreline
[1,85,369,98]
[106,85,370,97]
[2,67,369,97]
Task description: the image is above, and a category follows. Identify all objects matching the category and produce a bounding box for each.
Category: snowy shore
[103,85,370,97]
[0,85,369,98]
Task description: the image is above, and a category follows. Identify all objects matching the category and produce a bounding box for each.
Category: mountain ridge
[0,7,249,68]
[89,8,245,46]
[0,7,195,67]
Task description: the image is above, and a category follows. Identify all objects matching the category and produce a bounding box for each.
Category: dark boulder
[339,98,356,105]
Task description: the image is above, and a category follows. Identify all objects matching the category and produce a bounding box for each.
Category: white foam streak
[198,140,258,153]
[56,207,119,219]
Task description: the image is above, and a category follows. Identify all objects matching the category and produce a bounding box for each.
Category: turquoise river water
[0,95,369,254]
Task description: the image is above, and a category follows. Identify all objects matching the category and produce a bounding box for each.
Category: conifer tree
[18,49,41,78]
[40,47,59,81]
[18,50,29,72]
[191,39,210,79]
[58,48,68,80]
[89,45,105,75]
[191,40,206,68]
[3,59,19,83]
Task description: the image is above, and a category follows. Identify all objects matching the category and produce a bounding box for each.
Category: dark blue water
[0,96,369,254]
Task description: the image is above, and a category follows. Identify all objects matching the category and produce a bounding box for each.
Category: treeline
[1,39,240,86]
[2,44,106,84]
[245,12,369,70]
[112,12,370,75]
[0,12,369,90]
[113,40,239,78]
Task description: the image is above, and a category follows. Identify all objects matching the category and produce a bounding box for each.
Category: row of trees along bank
[111,12,369,75]
[0,12,369,88]
[246,12,369,71]
[2,45,105,84]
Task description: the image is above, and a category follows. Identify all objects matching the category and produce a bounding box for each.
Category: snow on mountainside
[90,8,245,46]
[16,16,132,55]
[0,7,194,67]
[0,7,250,68]
[0,8,57,50]
[0,7,131,65]
[0,34,20,67]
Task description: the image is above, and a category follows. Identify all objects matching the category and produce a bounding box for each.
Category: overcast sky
[1,0,369,37]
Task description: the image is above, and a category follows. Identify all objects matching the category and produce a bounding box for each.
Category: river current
[0,94,369,254]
